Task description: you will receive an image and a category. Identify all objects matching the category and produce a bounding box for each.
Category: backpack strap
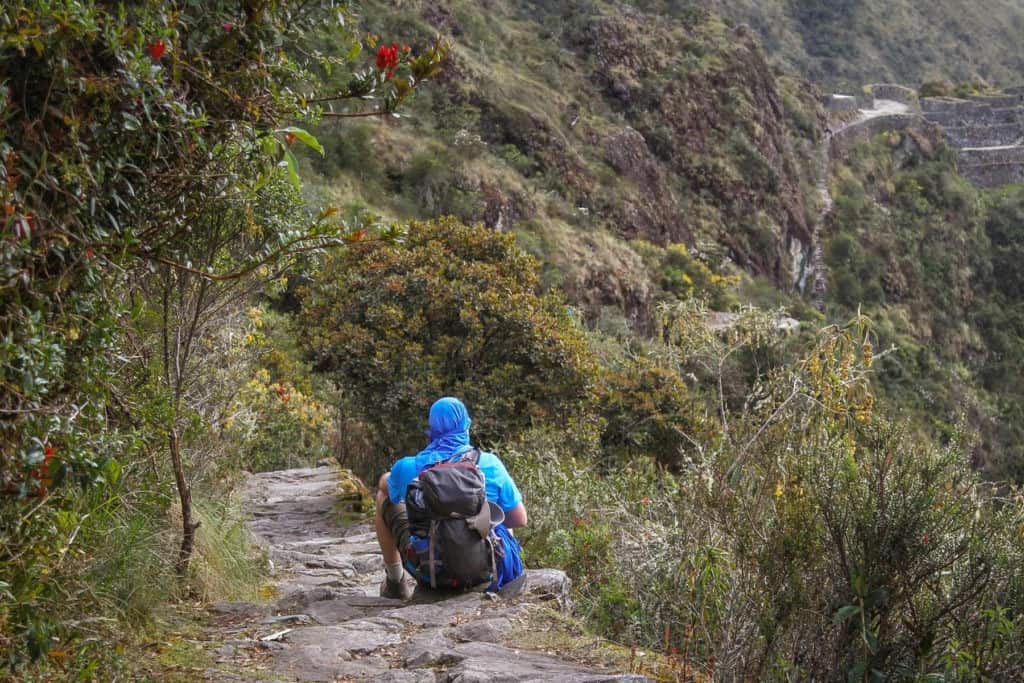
[425,448,479,472]
[451,447,480,465]
[488,534,498,593]
[428,519,438,589]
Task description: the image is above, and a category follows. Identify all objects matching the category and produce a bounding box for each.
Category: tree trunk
[169,428,200,576]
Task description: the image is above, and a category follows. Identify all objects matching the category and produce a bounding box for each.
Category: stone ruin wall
[959,161,1024,187]
[823,94,859,112]
[827,87,1024,188]
[869,83,921,111]
[855,92,876,109]
[923,92,1024,187]
[959,145,1024,165]
[943,123,1021,148]
[829,114,941,156]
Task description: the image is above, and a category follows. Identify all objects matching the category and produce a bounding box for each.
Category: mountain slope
[689,0,1024,89]
[304,0,1024,479]
[307,0,825,326]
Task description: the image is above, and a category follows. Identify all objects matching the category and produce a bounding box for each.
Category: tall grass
[190,496,266,603]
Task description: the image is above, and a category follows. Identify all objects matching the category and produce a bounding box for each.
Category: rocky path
[200,465,649,682]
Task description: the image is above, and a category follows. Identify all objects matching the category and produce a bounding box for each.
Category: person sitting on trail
[374,396,528,600]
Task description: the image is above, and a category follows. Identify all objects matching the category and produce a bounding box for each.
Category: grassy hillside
[688,0,1024,89]
[825,131,1024,480]
[301,0,1024,477]
[303,0,825,329]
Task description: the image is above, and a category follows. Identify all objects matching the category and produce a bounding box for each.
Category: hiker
[374,397,528,600]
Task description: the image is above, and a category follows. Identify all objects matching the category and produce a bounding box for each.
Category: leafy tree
[296,217,599,465]
[1,0,445,667]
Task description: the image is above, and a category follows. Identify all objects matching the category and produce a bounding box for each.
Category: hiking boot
[379,576,414,601]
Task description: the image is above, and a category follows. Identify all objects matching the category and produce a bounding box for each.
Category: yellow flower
[774,482,784,498]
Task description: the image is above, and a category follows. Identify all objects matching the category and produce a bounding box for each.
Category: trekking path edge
[201,465,651,682]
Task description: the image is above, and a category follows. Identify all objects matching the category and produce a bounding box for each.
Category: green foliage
[826,131,1024,481]
[223,308,338,473]
[595,350,706,468]
[952,80,994,98]
[509,310,1024,680]
[296,218,599,468]
[0,0,443,671]
[635,241,740,311]
[673,0,1024,88]
[919,80,954,98]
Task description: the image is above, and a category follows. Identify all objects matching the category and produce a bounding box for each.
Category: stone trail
[201,465,650,682]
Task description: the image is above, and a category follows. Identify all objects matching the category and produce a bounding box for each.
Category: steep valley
[307,0,1024,481]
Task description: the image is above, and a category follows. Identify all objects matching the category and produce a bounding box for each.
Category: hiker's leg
[374,473,403,564]
[375,473,414,599]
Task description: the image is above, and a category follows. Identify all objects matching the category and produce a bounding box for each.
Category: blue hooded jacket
[387,397,522,512]
[387,397,524,589]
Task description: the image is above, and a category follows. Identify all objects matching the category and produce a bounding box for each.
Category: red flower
[285,132,296,145]
[149,40,166,61]
[34,447,56,495]
[375,43,399,75]
[402,45,411,54]
[85,247,95,259]
[223,23,233,31]
[375,45,390,70]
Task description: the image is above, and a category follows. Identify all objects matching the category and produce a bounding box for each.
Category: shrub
[296,218,599,466]
[506,310,1024,680]
[918,80,954,97]
[596,353,707,468]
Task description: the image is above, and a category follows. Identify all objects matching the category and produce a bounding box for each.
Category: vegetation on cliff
[303,0,825,328]
[690,0,1024,89]
[826,130,1024,481]
[4,0,1024,679]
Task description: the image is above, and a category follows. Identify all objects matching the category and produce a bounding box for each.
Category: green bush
[596,353,706,468]
[296,218,599,468]
[919,80,954,97]
[506,311,1024,680]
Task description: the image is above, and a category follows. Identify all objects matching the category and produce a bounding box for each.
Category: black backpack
[404,449,502,589]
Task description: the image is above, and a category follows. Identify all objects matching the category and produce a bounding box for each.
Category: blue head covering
[418,397,473,463]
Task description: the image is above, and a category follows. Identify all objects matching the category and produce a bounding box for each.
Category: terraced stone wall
[869,83,920,110]
[944,123,1021,147]
[830,114,940,155]
[959,145,1024,187]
